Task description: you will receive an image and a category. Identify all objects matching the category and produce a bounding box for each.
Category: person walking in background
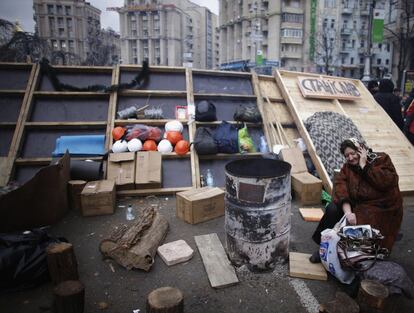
[374,79,404,130]
[403,89,414,117]
[367,80,378,95]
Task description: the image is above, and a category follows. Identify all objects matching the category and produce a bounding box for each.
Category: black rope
[39,58,150,92]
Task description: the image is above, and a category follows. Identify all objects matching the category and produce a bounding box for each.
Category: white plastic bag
[319,216,355,284]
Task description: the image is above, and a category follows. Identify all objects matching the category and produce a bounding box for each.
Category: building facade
[33,0,101,63]
[218,0,311,72]
[118,0,218,69]
[314,0,392,79]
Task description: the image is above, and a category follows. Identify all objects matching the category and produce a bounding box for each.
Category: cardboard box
[80,180,116,216]
[291,172,322,205]
[135,151,162,189]
[176,187,225,224]
[107,152,135,190]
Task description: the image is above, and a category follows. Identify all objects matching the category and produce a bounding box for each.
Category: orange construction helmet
[174,140,190,155]
[112,126,126,141]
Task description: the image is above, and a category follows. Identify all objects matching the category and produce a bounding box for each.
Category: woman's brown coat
[334,152,403,250]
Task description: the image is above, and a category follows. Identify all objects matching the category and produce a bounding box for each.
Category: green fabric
[321,190,332,208]
[238,126,256,153]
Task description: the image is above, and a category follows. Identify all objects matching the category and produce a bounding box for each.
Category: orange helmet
[142,140,157,151]
[166,131,183,145]
[112,126,125,141]
[174,140,190,155]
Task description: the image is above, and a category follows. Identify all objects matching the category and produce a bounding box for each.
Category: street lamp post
[361,0,376,83]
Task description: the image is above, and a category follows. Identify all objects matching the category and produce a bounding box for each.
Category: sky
[0,0,219,33]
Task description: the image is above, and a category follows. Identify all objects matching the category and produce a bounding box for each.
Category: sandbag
[196,100,217,122]
[213,121,239,154]
[233,105,262,123]
[194,127,218,155]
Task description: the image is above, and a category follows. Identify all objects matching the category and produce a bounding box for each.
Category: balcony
[341,7,353,15]
[280,37,302,44]
[340,47,352,54]
[340,27,352,36]
[359,29,368,36]
[280,51,301,59]
[361,8,369,16]
[281,6,304,15]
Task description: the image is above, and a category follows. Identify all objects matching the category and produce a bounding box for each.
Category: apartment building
[33,0,101,63]
[119,0,218,69]
[101,28,121,66]
[218,0,311,72]
[315,0,392,79]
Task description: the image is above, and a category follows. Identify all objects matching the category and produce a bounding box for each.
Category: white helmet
[157,139,173,153]
[112,140,128,153]
[127,138,142,152]
[165,120,183,133]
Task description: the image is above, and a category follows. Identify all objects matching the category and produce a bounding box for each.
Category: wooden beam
[0,122,17,128]
[120,65,185,73]
[195,121,262,127]
[25,122,107,129]
[0,90,26,95]
[106,64,120,150]
[192,68,252,77]
[0,62,32,69]
[15,157,103,166]
[274,70,333,193]
[51,65,113,73]
[197,153,262,160]
[115,119,188,126]
[118,90,187,97]
[1,63,40,186]
[186,67,200,188]
[33,91,109,98]
[193,93,257,100]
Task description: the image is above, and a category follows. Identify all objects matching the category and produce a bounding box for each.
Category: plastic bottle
[259,136,268,153]
[205,169,214,187]
[126,204,135,221]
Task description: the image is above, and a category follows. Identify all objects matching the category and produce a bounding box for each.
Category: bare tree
[315,27,340,75]
[384,0,414,86]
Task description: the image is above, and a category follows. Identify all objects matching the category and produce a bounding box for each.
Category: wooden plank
[192,68,252,77]
[275,70,333,194]
[193,93,257,100]
[1,63,40,186]
[289,252,327,281]
[0,122,17,128]
[117,187,192,197]
[118,90,187,97]
[33,91,109,98]
[0,90,26,95]
[25,122,106,129]
[115,119,188,126]
[299,208,324,222]
[194,233,239,288]
[195,121,262,127]
[106,65,120,150]
[186,67,200,188]
[198,153,262,160]
[120,65,185,73]
[0,62,32,69]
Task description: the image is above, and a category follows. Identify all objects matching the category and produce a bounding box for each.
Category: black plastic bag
[196,100,217,122]
[194,127,218,155]
[213,121,239,154]
[233,105,262,123]
[0,227,62,293]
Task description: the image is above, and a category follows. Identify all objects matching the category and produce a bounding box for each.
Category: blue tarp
[52,135,106,157]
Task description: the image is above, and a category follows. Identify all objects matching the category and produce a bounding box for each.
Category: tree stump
[68,180,86,211]
[357,279,396,313]
[47,242,79,285]
[53,280,85,313]
[319,291,359,313]
[146,287,183,313]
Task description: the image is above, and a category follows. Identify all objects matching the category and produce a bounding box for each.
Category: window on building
[341,57,345,64]
[378,43,382,50]
[352,39,355,48]
[65,6,71,15]
[282,13,303,23]
[331,19,335,28]
[387,43,390,52]
[59,28,64,37]
[324,0,336,8]
[353,20,357,29]
[323,18,328,29]
[350,69,355,77]
[56,5,63,15]
[51,40,58,50]
[386,59,389,65]
[131,30,137,36]
[58,17,64,27]
[281,28,303,38]
[48,17,55,35]
[377,58,381,65]
[360,57,364,64]
[47,4,54,14]
[360,40,365,48]
[350,57,354,64]
[68,40,74,52]
[60,40,66,50]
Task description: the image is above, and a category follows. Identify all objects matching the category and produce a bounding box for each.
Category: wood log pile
[99,206,169,271]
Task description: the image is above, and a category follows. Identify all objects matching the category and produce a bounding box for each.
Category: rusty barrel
[225,158,292,272]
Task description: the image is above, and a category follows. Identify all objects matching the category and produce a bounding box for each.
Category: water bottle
[205,169,214,187]
[259,136,268,153]
[126,204,135,221]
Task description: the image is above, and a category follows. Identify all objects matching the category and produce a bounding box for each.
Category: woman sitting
[310,138,403,263]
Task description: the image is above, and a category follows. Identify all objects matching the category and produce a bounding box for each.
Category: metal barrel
[224,158,292,272]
